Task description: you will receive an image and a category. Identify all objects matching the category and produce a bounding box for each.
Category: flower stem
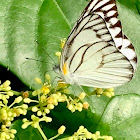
[48,134,60,140]
[11,90,22,96]
[9,102,15,108]
[37,125,47,140]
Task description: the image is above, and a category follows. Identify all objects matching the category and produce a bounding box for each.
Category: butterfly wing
[60,0,137,88]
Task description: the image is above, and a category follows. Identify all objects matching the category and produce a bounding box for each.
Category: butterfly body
[58,0,137,88]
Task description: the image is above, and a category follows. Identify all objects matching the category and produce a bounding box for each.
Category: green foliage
[0,0,140,140]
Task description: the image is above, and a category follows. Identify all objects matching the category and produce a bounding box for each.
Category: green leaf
[136,0,140,14]
[97,94,140,140]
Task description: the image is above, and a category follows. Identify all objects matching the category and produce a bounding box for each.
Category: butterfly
[56,0,137,88]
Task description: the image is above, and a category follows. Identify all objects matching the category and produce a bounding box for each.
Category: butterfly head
[53,65,60,74]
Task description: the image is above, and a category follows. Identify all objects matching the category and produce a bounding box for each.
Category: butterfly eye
[53,65,60,74]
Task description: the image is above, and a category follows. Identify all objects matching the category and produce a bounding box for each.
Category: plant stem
[37,125,47,140]
[48,134,60,140]
[11,90,22,96]
[9,102,15,108]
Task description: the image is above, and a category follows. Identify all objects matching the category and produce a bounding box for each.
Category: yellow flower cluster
[0,80,13,104]
[67,92,87,113]
[0,75,114,140]
[94,88,115,98]
[0,81,28,140]
[26,75,89,117]
[21,74,90,140]
[22,115,52,129]
[22,116,66,140]
[55,38,66,59]
[68,126,113,140]
[60,38,66,48]
[0,125,17,140]
[0,102,27,127]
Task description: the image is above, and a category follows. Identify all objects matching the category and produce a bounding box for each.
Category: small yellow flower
[32,106,38,112]
[24,98,31,103]
[96,88,103,95]
[37,111,42,116]
[106,88,114,92]
[57,82,67,89]
[58,125,66,134]
[55,52,61,57]
[44,108,50,114]
[14,96,23,103]
[45,74,51,82]
[34,77,42,85]
[47,97,54,104]
[79,92,86,100]
[7,91,14,96]
[44,117,52,122]
[61,38,66,48]
[22,91,29,98]
[41,86,50,94]
[47,104,54,110]
[2,80,11,88]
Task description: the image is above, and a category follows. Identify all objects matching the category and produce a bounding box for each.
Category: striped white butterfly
[56,0,137,88]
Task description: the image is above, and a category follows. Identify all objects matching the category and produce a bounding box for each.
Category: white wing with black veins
[60,0,137,88]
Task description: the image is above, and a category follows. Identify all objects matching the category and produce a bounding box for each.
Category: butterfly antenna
[25,57,54,66]
[36,40,56,65]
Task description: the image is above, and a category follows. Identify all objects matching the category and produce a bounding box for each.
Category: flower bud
[32,106,38,112]
[37,111,42,116]
[44,108,50,114]
[32,89,42,96]
[96,88,103,95]
[79,92,86,100]
[7,91,14,96]
[61,38,66,48]
[63,89,69,94]
[58,125,66,134]
[79,126,84,130]
[106,88,114,92]
[22,91,29,98]
[24,98,31,103]
[55,52,61,57]
[67,104,73,110]
[1,132,6,137]
[22,123,28,129]
[45,74,51,82]
[83,102,89,109]
[22,118,28,122]
[47,104,54,110]
[22,104,28,109]
[95,131,100,136]
[34,78,42,85]
[105,136,113,140]
[3,80,11,88]
[11,129,17,134]
[44,117,52,122]
[10,134,15,139]
[5,86,11,91]
[5,135,10,139]
[42,86,50,94]
[14,96,23,103]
